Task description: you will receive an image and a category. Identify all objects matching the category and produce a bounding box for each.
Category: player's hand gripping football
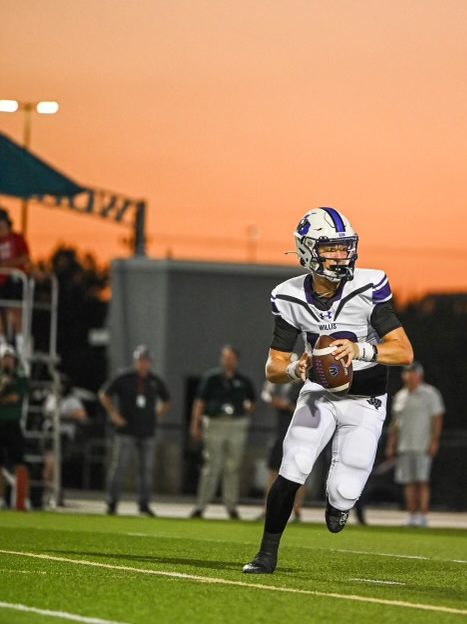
[330,339,359,368]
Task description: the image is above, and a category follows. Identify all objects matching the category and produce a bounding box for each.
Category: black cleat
[243,532,281,574]
[228,508,240,520]
[242,552,277,574]
[190,508,204,519]
[325,502,350,533]
[106,501,117,516]
[139,505,157,517]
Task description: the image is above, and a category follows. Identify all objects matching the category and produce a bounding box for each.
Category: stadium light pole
[0,99,60,234]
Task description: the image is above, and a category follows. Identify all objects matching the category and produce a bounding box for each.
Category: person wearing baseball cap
[386,361,444,527]
[403,361,424,374]
[99,345,171,516]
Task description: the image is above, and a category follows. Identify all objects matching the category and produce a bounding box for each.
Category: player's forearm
[265,355,294,383]
[267,349,310,383]
[377,328,414,366]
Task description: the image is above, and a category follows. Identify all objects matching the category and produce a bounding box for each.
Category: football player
[243,207,413,574]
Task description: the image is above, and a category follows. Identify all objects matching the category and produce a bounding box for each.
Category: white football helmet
[294,207,359,282]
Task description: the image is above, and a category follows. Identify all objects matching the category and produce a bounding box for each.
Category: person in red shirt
[0,209,30,349]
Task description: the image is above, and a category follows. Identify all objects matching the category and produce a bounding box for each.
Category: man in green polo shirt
[0,345,29,509]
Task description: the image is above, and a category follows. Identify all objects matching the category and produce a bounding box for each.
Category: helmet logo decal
[297,218,310,235]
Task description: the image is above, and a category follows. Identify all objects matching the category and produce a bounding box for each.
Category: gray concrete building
[109,258,304,495]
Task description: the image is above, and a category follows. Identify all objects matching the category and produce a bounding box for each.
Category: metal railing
[0,268,61,508]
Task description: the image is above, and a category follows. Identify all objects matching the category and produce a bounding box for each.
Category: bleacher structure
[0,267,62,509]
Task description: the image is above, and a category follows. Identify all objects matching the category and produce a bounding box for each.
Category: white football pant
[279,383,387,511]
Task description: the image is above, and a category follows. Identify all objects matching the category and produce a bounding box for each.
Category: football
[312,334,353,394]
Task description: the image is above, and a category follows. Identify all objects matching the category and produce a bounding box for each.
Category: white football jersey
[271,268,396,396]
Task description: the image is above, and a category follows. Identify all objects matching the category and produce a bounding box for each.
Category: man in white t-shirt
[386,362,444,527]
[43,375,88,506]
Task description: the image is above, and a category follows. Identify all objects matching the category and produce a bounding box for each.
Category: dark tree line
[32,246,109,393]
[391,293,467,430]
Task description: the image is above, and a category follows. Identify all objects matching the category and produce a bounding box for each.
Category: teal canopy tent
[0,132,84,198]
[0,132,146,255]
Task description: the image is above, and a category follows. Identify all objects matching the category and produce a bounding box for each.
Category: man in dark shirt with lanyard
[191,345,256,519]
[100,345,171,516]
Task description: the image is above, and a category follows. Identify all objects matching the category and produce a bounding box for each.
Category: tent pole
[134,201,147,256]
[21,105,32,235]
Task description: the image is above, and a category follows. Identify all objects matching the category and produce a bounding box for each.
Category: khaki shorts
[395,452,432,484]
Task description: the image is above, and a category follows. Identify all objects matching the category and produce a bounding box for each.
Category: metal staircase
[0,268,61,508]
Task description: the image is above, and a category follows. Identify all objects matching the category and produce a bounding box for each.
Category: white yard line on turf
[333,548,467,564]
[0,601,129,624]
[0,550,466,617]
[349,578,406,586]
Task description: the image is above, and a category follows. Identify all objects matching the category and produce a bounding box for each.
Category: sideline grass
[0,511,466,623]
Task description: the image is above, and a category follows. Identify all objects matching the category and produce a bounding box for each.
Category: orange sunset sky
[2,0,467,300]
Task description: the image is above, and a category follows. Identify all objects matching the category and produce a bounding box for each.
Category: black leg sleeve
[264,475,301,534]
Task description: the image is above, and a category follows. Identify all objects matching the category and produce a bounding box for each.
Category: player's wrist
[286,360,301,382]
[356,342,378,363]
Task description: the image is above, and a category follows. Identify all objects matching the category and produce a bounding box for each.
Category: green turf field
[0,511,466,624]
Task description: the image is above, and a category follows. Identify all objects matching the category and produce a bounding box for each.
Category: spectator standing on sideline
[0,345,29,509]
[190,346,256,519]
[100,345,171,516]
[0,208,30,352]
[386,361,444,527]
[42,374,89,508]
[261,376,305,521]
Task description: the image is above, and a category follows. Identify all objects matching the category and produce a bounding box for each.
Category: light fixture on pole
[0,99,60,234]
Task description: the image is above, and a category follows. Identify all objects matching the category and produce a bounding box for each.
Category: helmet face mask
[295,208,359,282]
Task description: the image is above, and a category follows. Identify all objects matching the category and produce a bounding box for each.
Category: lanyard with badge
[136,376,146,408]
